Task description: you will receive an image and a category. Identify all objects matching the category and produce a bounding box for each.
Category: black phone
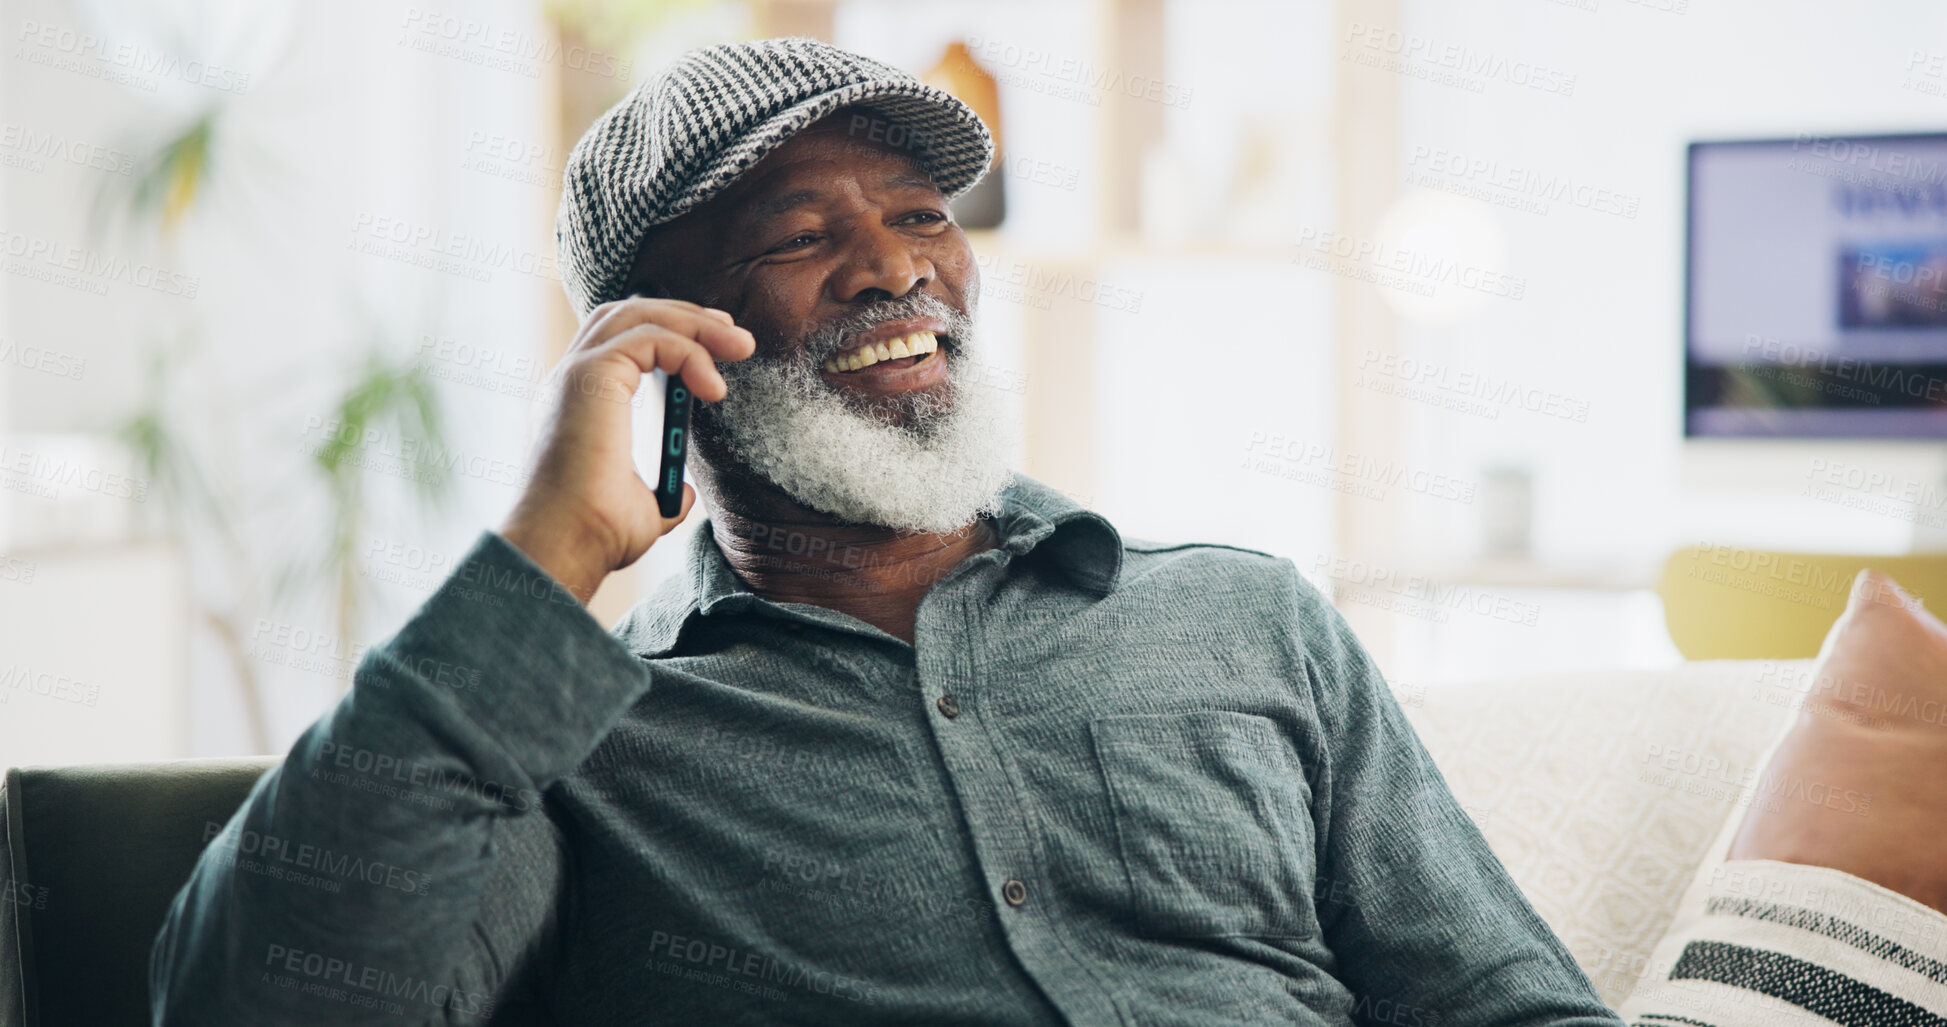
[653,370,691,518]
[627,288,693,518]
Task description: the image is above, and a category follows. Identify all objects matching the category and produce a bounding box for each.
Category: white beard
[691,294,1015,535]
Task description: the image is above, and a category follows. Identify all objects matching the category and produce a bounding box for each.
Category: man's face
[630,109,1014,534]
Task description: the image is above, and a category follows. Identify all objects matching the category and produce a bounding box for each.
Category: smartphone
[623,286,700,518]
[653,369,691,518]
[627,288,694,518]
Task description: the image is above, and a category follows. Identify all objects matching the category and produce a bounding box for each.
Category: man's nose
[829,221,932,302]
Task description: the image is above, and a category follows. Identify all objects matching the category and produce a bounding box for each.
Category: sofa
[0,659,1803,1024]
[1396,658,1803,1007]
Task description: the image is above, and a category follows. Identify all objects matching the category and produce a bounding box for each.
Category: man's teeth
[821,331,939,373]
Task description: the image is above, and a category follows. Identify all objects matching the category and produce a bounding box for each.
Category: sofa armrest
[2,758,278,1027]
[2,767,39,1027]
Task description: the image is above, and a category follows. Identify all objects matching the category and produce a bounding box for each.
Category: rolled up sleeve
[150,531,654,1025]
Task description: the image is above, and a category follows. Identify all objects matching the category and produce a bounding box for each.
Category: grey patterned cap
[554,36,996,321]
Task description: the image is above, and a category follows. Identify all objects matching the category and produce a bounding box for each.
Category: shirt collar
[613,471,1123,658]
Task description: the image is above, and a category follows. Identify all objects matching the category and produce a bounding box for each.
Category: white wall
[3,0,560,756]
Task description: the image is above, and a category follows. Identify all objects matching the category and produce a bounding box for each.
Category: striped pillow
[1619,859,1947,1026]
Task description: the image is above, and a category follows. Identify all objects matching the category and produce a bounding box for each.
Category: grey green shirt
[151,472,1622,1026]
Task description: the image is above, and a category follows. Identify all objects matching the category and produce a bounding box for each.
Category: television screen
[1686,133,1947,438]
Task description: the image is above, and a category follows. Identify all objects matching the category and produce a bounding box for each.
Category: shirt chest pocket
[1090,710,1319,940]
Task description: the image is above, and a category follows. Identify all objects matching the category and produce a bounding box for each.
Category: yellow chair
[1657,546,1947,659]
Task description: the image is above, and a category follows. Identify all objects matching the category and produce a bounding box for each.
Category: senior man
[151,38,1621,1026]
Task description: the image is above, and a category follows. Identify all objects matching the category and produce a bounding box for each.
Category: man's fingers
[593,323,728,400]
[669,482,697,526]
[680,347,728,402]
[583,294,709,336]
[629,481,694,551]
[571,298,754,363]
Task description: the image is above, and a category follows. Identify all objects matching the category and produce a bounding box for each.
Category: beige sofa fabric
[1398,659,1803,1007]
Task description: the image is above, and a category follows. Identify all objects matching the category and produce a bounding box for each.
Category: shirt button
[1002,879,1028,906]
[936,695,961,719]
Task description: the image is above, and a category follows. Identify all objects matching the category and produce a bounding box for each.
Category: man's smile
[816,319,952,394]
[821,329,940,372]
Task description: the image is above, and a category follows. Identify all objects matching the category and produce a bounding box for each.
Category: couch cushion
[1397,659,1800,1007]
[1728,569,1947,911]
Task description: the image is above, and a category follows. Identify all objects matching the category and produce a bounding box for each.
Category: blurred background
[6,0,1947,764]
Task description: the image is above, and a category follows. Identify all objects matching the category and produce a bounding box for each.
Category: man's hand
[500,297,756,604]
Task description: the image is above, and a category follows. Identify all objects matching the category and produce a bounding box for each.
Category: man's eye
[904,211,946,224]
[770,234,819,254]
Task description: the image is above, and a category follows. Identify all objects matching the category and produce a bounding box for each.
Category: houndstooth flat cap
[554,36,996,320]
